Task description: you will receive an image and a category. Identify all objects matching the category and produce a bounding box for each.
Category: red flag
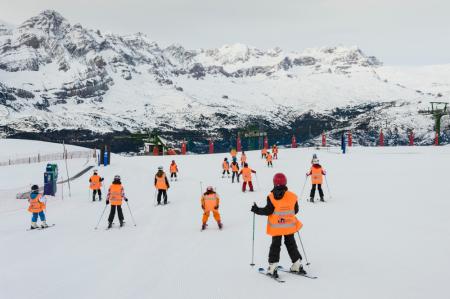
[291,135,297,148]
[435,132,439,146]
[264,136,268,149]
[153,146,159,156]
[322,133,326,147]
[348,131,353,147]
[409,132,414,146]
[181,141,186,155]
[379,130,384,146]
[237,136,242,152]
[209,139,214,154]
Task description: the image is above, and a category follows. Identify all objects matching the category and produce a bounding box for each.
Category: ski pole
[200,181,203,194]
[325,175,332,199]
[254,173,261,191]
[94,205,108,230]
[126,201,137,226]
[297,231,310,266]
[300,175,308,201]
[153,189,157,206]
[250,212,256,266]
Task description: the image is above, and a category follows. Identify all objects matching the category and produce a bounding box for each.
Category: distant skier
[239,163,256,192]
[106,175,127,228]
[240,151,247,167]
[306,156,326,202]
[169,160,179,181]
[261,148,267,159]
[272,145,279,159]
[89,169,104,201]
[266,151,273,167]
[222,158,230,178]
[251,173,305,278]
[231,160,240,183]
[155,166,170,205]
[27,185,48,229]
[201,186,223,230]
[230,149,237,163]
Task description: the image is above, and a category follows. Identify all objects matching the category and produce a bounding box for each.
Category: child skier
[261,148,267,159]
[239,163,257,192]
[169,160,178,181]
[155,166,170,205]
[230,149,237,163]
[272,145,279,159]
[266,151,273,167]
[89,169,104,201]
[306,156,326,202]
[27,185,48,229]
[251,173,305,278]
[106,175,127,228]
[240,151,247,167]
[201,186,223,230]
[222,158,230,178]
[231,161,240,183]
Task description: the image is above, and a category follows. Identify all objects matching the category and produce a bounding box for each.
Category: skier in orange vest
[266,151,273,167]
[261,148,267,159]
[240,151,247,167]
[306,156,326,202]
[222,158,230,178]
[89,169,104,201]
[27,184,49,229]
[201,186,223,230]
[239,163,257,192]
[155,166,170,205]
[272,145,279,159]
[169,160,179,181]
[230,149,237,163]
[106,175,128,228]
[251,173,305,278]
[231,160,240,183]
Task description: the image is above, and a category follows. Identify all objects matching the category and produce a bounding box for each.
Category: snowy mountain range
[1,10,450,149]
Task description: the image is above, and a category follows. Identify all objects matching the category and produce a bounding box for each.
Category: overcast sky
[0,0,449,65]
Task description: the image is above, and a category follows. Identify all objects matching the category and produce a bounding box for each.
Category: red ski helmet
[273,173,287,186]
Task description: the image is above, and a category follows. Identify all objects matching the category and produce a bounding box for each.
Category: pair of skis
[27,224,55,231]
[154,201,170,207]
[258,266,317,283]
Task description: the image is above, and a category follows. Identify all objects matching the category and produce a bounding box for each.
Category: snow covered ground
[1,140,449,299]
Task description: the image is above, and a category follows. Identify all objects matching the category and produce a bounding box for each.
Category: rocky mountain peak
[18,10,70,37]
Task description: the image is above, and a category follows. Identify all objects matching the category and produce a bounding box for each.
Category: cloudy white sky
[0,0,449,65]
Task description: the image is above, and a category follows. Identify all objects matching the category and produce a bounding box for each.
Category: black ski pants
[268,234,302,264]
[310,184,324,199]
[92,189,102,200]
[222,170,230,175]
[157,189,168,204]
[108,205,124,223]
[171,172,177,178]
[232,171,239,183]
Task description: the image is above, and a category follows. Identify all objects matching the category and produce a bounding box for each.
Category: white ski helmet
[114,175,121,180]
[312,158,319,164]
[158,166,163,170]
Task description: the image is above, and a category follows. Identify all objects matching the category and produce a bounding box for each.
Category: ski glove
[251,203,258,213]
[106,200,110,205]
[215,205,219,210]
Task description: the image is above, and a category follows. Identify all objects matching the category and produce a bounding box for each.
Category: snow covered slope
[0,10,449,145]
[0,139,449,298]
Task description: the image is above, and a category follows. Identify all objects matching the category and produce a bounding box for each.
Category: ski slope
[1,140,449,299]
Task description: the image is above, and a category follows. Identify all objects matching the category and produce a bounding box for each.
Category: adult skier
[307,156,326,202]
[222,158,230,178]
[272,145,279,159]
[201,186,223,230]
[251,173,305,278]
[266,151,273,167]
[231,160,240,183]
[106,175,127,228]
[155,166,170,205]
[89,169,104,201]
[27,184,48,229]
[239,163,257,192]
[240,151,247,167]
[169,160,179,181]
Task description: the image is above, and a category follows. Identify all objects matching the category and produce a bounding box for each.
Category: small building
[143,134,169,155]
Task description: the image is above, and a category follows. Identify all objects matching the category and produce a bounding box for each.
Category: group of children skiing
[25,144,327,279]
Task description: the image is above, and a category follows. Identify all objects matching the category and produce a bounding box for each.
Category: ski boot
[120,220,124,227]
[267,263,279,278]
[107,222,113,229]
[99,196,102,202]
[30,222,38,230]
[310,197,314,203]
[290,259,307,274]
[157,202,161,206]
[41,221,49,228]
[201,223,207,230]
[217,221,223,230]
[320,197,325,202]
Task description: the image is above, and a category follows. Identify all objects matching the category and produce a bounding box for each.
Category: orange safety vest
[223,161,230,170]
[273,147,278,153]
[266,154,273,162]
[241,167,253,182]
[170,163,178,173]
[267,191,302,236]
[28,194,45,213]
[90,175,102,190]
[108,184,124,206]
[262,148,267,154]
[231,163,239,172]
[155,173,168,190]
[310,166,324,184]
[202,193,220,212]
[240,154,247,163]
[230,150,237,157]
